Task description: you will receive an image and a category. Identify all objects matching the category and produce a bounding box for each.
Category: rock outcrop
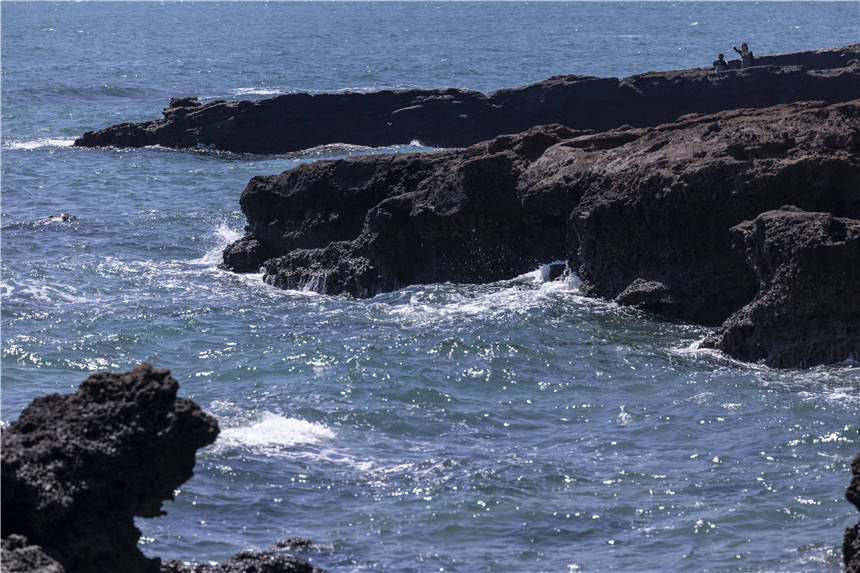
[74,45,860,154]
[1,366,328,573]
[222,124,584,296]
[1,364,220,573]
[161,540,325,573]
[223,100,860,334]
[702,208,860,368]
[845,453,860,573]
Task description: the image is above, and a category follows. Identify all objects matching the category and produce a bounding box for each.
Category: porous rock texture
[74,45,860,153]
[845,453,860,573]
[223,100,859,339]
[1,535,65,573]
[161,539,325,573]
[701,207,860,368]
[1,364,220,573]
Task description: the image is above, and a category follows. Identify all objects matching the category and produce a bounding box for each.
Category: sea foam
[213,412,335,455]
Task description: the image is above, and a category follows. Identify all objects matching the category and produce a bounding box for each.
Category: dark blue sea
[2,2,859,571]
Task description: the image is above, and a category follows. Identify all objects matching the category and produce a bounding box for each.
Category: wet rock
[160,540,325,573]
[75,45,860,153]
[224,99,860,336]
[702,208,860,368]
[225,124,582,296]
[845,453,860,573]
[1,364,220,573]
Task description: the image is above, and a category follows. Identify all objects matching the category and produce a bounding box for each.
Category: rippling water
[2,3,859,571]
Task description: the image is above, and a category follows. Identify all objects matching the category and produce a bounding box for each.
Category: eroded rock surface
[161,540,326,573]
[1,364,220,573]
[75,45,860,153]
[224,100,859,331]
[702,208,860,368]
[222,124,584,296]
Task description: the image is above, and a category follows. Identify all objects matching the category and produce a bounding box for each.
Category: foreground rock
[702,208,860,368]
[0,367,327,573]
[161,540,325,573]
[846,453,860,573]
[75,45,860,153]
[1,364,220,573]
[224,100,859,334]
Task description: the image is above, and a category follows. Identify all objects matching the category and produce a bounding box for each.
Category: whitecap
[190,222,243,266]
[232,87,282,97]
[4,138,75,151]
[213,412,335,455]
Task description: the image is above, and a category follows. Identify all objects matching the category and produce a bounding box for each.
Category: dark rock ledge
[0,365,326,573]
[74,44,860,154]
[221,98,859,368]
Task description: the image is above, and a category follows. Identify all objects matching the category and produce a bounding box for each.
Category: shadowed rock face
[845,454,860,573]
[1,364,220,573]
[223,100,860,333]
[701,208,860,368]
[74,45,860,154]
[568,100,860,324]
[222,124,585,296]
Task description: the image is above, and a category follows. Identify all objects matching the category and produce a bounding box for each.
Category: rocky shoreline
[221,98,859,369]
[0,365,326,573]
[74,44,860,154]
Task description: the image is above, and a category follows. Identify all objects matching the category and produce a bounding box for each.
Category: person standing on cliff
[713,53,729,72]
[733,43,755,68]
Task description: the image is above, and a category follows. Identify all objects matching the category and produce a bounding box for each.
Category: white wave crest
[191,222,243,266]
[233,87,282,97]
[213,412,335,455]
[4,138,75,150]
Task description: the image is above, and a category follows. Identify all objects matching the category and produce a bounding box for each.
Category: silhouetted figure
[733,43,755,69]
[713,53,729,72]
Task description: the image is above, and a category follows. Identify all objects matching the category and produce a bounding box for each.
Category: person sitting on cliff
[713,53,729,72]
[732,43,755,69]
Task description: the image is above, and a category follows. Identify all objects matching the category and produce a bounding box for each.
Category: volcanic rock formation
[74,45,860,153]
[0,366,329,573]
[701,207,860,368]
[222,99,859,337]
[1,364,220,573]
[846,453,860,573]
[161,539,325,573]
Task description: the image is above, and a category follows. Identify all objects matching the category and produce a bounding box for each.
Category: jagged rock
[224,124,583,296]
[1,535,65,573]
[1,364,220,573]
[75,45,860,153]
[569,99,860,324]
[845,454,860,573]
[160,540,325,573]
[223,99,860,334]
[702,208,860,367]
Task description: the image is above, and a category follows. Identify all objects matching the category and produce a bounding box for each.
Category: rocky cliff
[221,98,859,367]
[702,208,860,368]
[74,45,860,154]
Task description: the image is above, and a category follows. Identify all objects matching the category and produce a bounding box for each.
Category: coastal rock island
[0,365,325,573]
[221,97,859,368]
[74,44,860,154]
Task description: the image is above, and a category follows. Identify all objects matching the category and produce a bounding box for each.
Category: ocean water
[2,2,859,571]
